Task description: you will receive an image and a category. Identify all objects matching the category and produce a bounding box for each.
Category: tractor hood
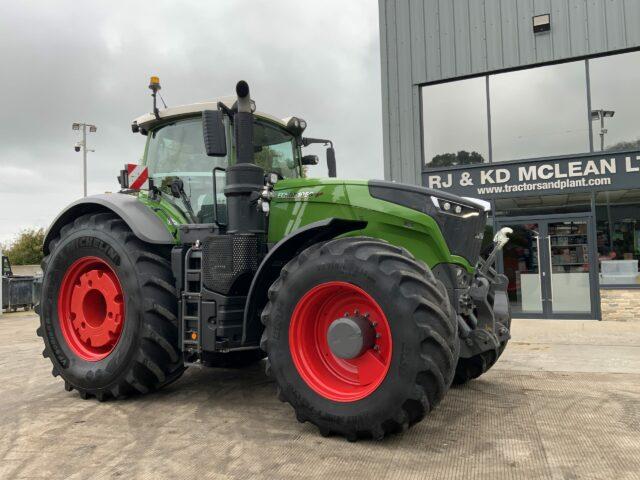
[367,180,489,266]
[269,178,489,268]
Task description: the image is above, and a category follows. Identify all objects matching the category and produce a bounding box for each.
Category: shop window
[421,77,489,168]
[596,190,640,286]
[589,51,640,153]
[490,61,590,162]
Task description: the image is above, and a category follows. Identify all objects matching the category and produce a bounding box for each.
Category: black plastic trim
[241,218,367,345]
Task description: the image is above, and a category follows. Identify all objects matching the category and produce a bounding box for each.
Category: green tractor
[37,79,511,440]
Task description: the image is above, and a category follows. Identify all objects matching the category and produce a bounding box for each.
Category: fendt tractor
[37,78,512,441]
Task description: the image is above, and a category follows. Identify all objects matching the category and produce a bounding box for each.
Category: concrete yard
[1,312,639,479]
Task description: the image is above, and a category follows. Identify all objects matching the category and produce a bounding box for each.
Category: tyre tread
[261,236,458,440]
[37,212,184,401]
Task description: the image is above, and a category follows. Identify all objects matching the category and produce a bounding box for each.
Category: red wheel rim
[289,281,392,402]
[57,256,125,361]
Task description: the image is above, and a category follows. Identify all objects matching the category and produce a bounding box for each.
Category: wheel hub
[289,281,393,402]
[327,314,375,359]
[58,257,125,361]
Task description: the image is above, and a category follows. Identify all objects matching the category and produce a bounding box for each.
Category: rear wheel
[261,237,458,440]
[37,213,184,400]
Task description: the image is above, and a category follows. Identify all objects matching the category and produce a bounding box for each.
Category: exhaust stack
[224,81,265,234]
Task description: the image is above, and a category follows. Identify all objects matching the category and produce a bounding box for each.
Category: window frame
[419,48,640,172]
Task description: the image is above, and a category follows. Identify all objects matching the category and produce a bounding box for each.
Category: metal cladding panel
[517,0,536,65]
[424,0,442,82]
[551,0,572,58]
[410,0,427,84]
[605,0,627,50]
[500,0,520,67]
[438,0,456,78]
[626,0,640,45]
[469,0,488,72]
[397,1,418,184]
[484,0,504,70]
[379,0,640,183]
[453,0,472,75]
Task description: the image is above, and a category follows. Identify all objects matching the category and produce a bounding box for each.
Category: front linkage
[454,227,513,384]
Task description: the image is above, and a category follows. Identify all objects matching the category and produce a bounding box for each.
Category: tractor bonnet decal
[126,164,149,190]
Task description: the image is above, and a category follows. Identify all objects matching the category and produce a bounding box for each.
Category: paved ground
[1,312,639,480]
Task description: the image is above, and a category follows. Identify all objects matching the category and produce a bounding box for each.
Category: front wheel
[260,237,458,441]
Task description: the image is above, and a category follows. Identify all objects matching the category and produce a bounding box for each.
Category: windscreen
[145,116,300,223]
[145,117,225,223]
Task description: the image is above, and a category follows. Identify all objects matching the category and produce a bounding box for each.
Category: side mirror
[301,154,319,166]
[326,147,337,178]
[170,178,184,198]
[202,110,227,157]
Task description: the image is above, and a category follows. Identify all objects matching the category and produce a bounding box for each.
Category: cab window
[145,117,226,223]
[252,121,300,179]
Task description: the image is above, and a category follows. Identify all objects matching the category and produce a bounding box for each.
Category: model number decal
[276,191,323,201]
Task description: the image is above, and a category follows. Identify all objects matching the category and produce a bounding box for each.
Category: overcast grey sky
[0,0,382,243]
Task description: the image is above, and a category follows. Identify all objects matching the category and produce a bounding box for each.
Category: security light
[591,109,616,151]
[533,14,550,33]
[89,125,97,132]
[72,123,80,130]
[591,109,615,120]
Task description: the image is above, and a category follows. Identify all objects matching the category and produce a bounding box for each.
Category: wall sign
[422,152,640,199]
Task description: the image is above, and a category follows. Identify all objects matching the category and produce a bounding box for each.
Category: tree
[606,138,640,152]
[2,228,45,265]
[430,150,485,167]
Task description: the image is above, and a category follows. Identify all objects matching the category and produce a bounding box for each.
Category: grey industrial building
[379,0,640,320]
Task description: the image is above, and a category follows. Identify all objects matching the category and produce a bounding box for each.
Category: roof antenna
[158,91,168,109]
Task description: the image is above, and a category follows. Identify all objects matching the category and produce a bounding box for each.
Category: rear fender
[241,218,367,345]
[43,194,175,255]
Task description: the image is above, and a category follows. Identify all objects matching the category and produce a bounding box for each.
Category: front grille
[202,234,261,294]
[436,211,487,266]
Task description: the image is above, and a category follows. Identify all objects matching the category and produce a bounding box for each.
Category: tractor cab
[130,83,336,225]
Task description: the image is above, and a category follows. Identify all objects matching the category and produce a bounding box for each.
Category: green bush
[2,228,45,266]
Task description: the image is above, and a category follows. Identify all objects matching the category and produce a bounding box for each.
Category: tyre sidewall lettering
[42,230,142,390]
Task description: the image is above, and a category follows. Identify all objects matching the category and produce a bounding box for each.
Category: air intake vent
[202,234,262,295]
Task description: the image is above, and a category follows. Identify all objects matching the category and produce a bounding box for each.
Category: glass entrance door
[499,222,543,315]
[496,214,598,319]
[547,220,592,315]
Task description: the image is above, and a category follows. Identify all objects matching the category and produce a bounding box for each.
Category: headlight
[430,196,480,218]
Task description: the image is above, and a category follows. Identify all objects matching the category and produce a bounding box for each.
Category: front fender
[43,193,175,254]
[242,218,367,345]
